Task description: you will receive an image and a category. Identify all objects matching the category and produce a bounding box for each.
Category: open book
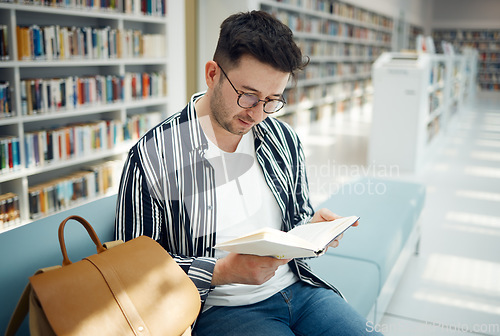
[214,216,359,259]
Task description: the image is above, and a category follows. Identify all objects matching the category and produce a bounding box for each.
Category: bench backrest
[0,194,117,334]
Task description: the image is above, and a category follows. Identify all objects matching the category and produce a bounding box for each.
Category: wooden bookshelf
[0,0,185,232]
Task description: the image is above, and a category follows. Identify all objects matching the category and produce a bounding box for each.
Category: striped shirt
[114,92,343,306]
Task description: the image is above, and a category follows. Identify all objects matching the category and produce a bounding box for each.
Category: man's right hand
[211,253,290,286]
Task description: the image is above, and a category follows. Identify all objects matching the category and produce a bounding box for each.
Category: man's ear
[205,61,219,89]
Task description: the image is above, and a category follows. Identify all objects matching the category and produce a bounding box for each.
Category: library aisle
[303,95,500,335]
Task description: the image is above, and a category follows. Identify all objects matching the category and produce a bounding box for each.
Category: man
[115,10,379,335]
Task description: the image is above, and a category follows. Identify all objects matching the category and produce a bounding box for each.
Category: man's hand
[310,208,359,249]
[212,253,290,286]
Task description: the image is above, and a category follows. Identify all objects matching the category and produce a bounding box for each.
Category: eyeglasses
[218,66,286,114]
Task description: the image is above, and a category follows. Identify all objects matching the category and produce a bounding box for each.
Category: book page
[287,216,359,249]
[213,216,359,259]
[216,227,316,250]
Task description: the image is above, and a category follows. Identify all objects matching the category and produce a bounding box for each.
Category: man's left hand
[310,208,359,249]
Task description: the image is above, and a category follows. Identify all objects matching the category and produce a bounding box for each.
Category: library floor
[301,94,500,336]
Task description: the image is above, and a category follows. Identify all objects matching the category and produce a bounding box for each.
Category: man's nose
[246,101,266,118]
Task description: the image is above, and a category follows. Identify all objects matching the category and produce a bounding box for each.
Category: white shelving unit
[369,51,470,173]
[0,0,186,232]
[369,53,442,172]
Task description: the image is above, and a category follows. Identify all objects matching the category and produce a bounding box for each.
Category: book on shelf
[19,71,165,115]
[0,136,21,174]
[214,216,359,259]
[16,24,166,61]
[24,120,121,168]
[0,25,8,61]
[27,160,122,219]
[0,82,12,118]
[3,0,165,16]
[124,112,162,141]
[0,193,20,230]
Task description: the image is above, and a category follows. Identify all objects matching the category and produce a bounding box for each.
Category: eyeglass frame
[218,65,286,114]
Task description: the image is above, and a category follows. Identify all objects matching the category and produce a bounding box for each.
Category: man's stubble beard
[209,81,251,136]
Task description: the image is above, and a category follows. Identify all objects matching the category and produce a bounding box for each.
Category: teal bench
[0,195,117,335]
[0,178,425,334]
[307,177,426,323]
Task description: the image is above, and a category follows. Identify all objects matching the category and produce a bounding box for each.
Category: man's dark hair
[213,10,308,79]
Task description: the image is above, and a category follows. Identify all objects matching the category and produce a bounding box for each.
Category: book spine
[0,25,9,61]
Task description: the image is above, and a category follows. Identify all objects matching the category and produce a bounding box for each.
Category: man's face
[209,55,290,136]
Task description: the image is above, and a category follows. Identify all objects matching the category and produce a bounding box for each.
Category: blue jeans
[193,281,382,335]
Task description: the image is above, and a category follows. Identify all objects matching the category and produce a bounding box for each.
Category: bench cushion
[0,195,117,334]
[307,253,379,317]
[316,177,425,286]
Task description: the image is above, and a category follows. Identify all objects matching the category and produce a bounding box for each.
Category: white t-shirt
[203,130,298,310]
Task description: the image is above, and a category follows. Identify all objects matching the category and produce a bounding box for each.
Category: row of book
[479,63,500,71]
[20,71,166,115]
[0,111,159,174]
[285,78,371,105]
[0,25,8,60]
[433,30,500,42]
[16,24,165,61]
[479,53,499,62]
[0,193,20,230]
[1,0,166,16]
[271,10,391,43]
[273,0,393,29]
[437,40,499,54]
[28,160,122,219]
[331,1,393,29]
[0,136,22,174]
[0,82,13,118]
[278,94,368,128]
[459,42,499,52]
[298,40,386,58]
[325,79,371,98]
[478,73,500,84]
[430,62,446,86]
[123,0,166,16]
[298,62,372,80]
[24,120,122,169]
[123,111,161,142]
[429,90,444,115]
[479,83,500,91]
[23,111,161,169]
[427,116,441,144]
[300,80,369,103]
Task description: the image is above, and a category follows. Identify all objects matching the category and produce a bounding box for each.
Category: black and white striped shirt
[114,92,343,305]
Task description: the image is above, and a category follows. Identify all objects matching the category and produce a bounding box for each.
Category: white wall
[196,0,251,91]
[431,0,500,29]
[167,0,187,111]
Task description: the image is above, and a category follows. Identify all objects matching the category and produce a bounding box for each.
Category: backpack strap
[4,282,31,336]
[4,266,60,336]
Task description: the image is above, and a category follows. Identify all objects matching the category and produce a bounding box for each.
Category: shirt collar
[183,91,209,156]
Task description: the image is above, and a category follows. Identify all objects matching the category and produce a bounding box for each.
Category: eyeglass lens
[238,93,284,113]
